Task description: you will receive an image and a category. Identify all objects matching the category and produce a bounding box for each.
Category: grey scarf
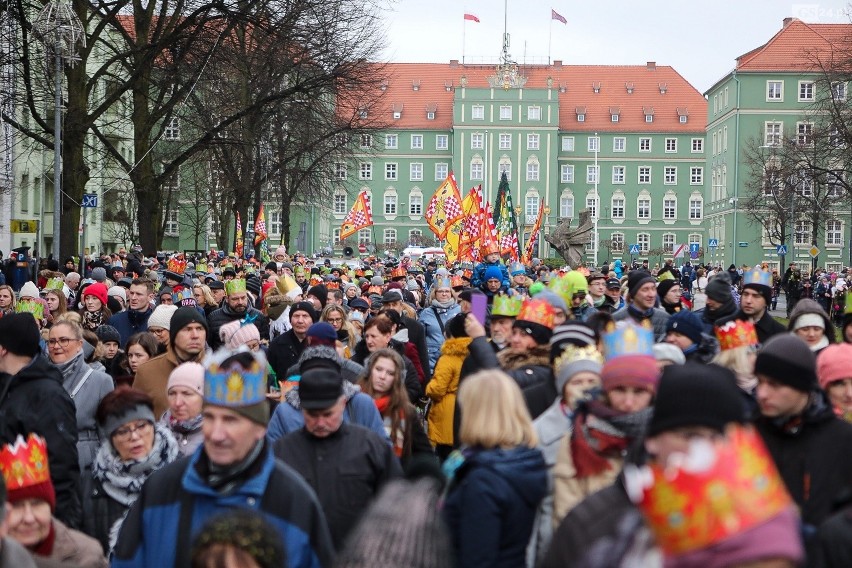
[430,298,456,310]
[53,349,88,386]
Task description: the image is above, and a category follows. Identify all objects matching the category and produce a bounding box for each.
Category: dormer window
[592,82,602,93]
[380,80,388,91]
[609,107,620,123]
[412,80,421,91]
[677,107,689,124]
[658,82,668,94]
[575,106,586,123]
[625,82,634,94]
[559,83,567,93]
[444,81,453,92]
[643,106,654,123]
[426,103,437,121]
[359,108,368,119]
[392,103,403,120]
[427,112,435,120]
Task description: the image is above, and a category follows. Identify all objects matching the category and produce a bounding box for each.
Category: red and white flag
[551,9,567,24]
[464,13,480,22]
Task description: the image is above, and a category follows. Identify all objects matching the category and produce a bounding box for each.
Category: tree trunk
[60,54,90,260]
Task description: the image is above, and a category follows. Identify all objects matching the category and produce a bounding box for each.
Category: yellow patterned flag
[340,190,374,240]
[425,172,464,240]
[446,186,483,262]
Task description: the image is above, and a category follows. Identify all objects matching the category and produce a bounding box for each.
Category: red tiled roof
[736,18,850,72]
[369,61,707,132]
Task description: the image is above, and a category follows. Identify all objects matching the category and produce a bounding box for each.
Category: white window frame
[335,163,347,180]
[560,191,574,218]
[639,137,651,152]
[470,160,484,181]
[826,220,843,246]
[662,233,676,253]
[637,196,651,220]
[499,159,512,181]
[333,193,347,215]
[767,80,784,101]
[562,136,575,152]
[384,191,397,215]
[527,106,541,120]
[798,80,814,102]
[471,133,484,149]
[269,211,282,235]
[665,138,677,153]
[499,133,511,150]
[797,122,813,146]
[164,117,180,140]
[638,233,650,253]
[499,105,512,120]
[689,197,703,220]
[385,134,398,149]
[833,81,847,101]
[664,166,677,185]
[764,122,783,146]
[586,165,599,184]
[527,161,540,182]
[409,163,423,181]
[384,228,397,244]
[358,228,371,244]
[411,134,423,149]
[611,196,625,219]
[638,166,651,184]
[385,162,398,181]
[613,137,626,152]
[663,196,677,220]
[561,164,574,183]
[610,232,624,252]
[612,166,625,184]
[359,162,372,180]
[333,228,341,244]
[527,133,540,150]
[588,136,600,152]
[164,209,179,236]
[471,105,485,120]
[586,194,598,219]
[525,193,541,219]
[795,220,812,246]
[436,135,448,150]
[409,193,423,216]
[690,167,704,185]
[435,163,449,181]
[360,134,372,148]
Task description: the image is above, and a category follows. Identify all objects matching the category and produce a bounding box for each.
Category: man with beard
[612,271,670,341]
[207,279,269,350]
[693,272,738,334]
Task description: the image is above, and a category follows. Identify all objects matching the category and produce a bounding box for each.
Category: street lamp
[593,131,599,268]
[33,0,84,261]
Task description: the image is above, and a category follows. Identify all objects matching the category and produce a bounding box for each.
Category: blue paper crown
[510,261,526,276]
[601,321,655,361]
[743,269,772,288]
[434,277,452,289]
[204,348,267,407]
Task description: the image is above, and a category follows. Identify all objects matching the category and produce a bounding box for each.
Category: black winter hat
[245,275,262,298]
[290,301,319,323]
[299,367,344,410]
[705,274,733,303]
[648,363,748,437]
[169,306,208,346]
[307,285,328,309]
[627,270,656,298]
[95,324,121,345]
[656,279,679,301]
[665,310,704,345]
[0,313,42,357]
[754,334,817,392]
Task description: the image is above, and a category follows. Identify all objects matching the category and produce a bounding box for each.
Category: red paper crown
[715,319,758,351]
[450,276,465,288]
[516,298,556,329]
[326,281,340,290]
[481,241,500,255]
[166,255,187,276]
[0,434,51,491]
[634,425,792,555]
[390,267,407,279]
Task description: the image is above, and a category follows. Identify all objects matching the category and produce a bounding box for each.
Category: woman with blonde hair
[0,285,15,316]
[192,284,218,318]
[442,370,547,568]
[321,303,357,357]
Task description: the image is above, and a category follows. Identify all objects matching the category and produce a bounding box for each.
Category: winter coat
[55,351,114,474]
[425,337,471,446]
[133,347,206,418]
[523,380,559,421]
[0,355,81,530]
[106,308,152,349]
[814,502,852,568]
[400,314,431,380]
[273,423,402,550]
[351,339,423,403]
[788,299,835,344]
[111,443,334,568]
[81,473,129,554]
[471,260,511,289]
[496,345,553,390]
[612,305,670,341]
[285,358,364,385]
[159,411,204,457]
[683,333,720,364]
[443,446,547,568]
[691,277,709,312]
[267,329,308,382]
[267,380,388,443]
[0,537,38,568]
[206,304,270,350]
[44,518,107,568]
[418,303,461,373]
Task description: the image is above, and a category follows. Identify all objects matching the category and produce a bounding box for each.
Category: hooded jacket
[788,298,835,349]
[418,301,461,372]
[206,303,270,350]
[425,337,471,446]
[443,446,547,568]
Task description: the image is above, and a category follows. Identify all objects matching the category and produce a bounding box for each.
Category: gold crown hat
[601,320,655,360]
[164,254,187,281]
[276,275,303,300]
[204,347,269,425]
[492,293,523,319]
[552,343,604,397]
[0,434,55,509]
[715,319,759,351]
[743,268,772,288]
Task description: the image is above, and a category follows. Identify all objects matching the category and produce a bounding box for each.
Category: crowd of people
[0,242,850,566]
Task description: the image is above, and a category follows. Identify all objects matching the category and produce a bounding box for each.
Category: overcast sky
[380,0,851,93]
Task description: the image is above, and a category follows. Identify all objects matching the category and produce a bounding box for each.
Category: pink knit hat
[219,319,261,349]
[601,354,660,393]
[816,343,852,390]
[167,362,205,395]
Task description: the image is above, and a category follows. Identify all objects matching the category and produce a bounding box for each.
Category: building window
[586,195,597,219]
[586,165,599,184]
[499,105,512,120]
[645,114,653,123]
[577,113,585,122]
[762,122,782,147]
[588,136,600,152]
[409,194,423,216]
[333,228,341,244]
[411,134,423,149]
[528,106,541,120]
[833,82,847,101]
[638,197,650,219]
[610,232,624,252]
[525,194,540,219]
[384,228,396,244]
[163,209,179,236]
[797,169,814,196]
[723,126,728,151]
[662,233,675,252]
[689,197,703,219]
[611,197,625,219]
[679,115,688,124]
[562,136,575,151]
[335,163,347,180]
[410,163,423,181]
[359,162,372,180]
[358,228,371,243]
[472,105,485,120]
[767,80,783,101]
[664,166,677,184]
[385,134,398,149]
[499,159,512,181]
[499,133,511,150]
[269,211,282,235]
[333,193,347,215]
[663,197,677,220]
[436,135,448,150]
[164,117,180,140]
[795,220,811,245]
[638,233,650,253]
[385,163,398,180]
[560,192,574,218]
[639,138,651,152]
[435,163,449,181]
[613,137,626,152]
[384,192,397,215]
[471,133,484,149]
[827,220,843,246]
[470,161,483,180]
[690,167,703,185]
[360,134,372,148]
[799,81,814,101]
[527,134,540,150]
[689,233,701,248]
[638,166,651,184]
[408,229,422,243]
[561,164,574,183]
[797,122,813,145]
[691,138,703,153]
[665,138,677,153]
[612,166,625,184]
[527,162,540,181]
[828,171,845,196]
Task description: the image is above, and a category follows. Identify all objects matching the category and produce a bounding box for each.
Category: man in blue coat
[107,278,154,348]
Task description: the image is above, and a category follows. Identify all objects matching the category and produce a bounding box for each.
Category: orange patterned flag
[340,190,374,240]
[426,172,464,240]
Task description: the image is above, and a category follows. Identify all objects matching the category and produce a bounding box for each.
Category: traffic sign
[81,193,98,208]
[808,245,820,258]
[672,243,686,258]
[708,238,718,249]
[689,243,700,254]
[358,243,367,253]
[776,245,788,255]
[628,244,640,255]
[738,242,749,247]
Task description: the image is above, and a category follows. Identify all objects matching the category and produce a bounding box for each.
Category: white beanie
[107,286,127,303]
[19,282,39,300]
[147,304,178,330]
[219,319,261,349]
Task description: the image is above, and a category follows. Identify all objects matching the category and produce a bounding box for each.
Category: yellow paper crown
[552,344,604,376]
[15,299,45,320]
[276,275,302,300]
[516,298,556,329]
[0,434,50,491]
[633,425,792,555]
[549,271,589,306]
[602,320,654,360]
[492,293,523,318]
[743,269,772,288]
[715,319,758,351]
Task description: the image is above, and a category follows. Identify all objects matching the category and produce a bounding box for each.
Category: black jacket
[351,339,423,403]
[523,380,558,420]
[401,315,431,379]
[273,423,402,550]
[814,501,852,568]
[81,473,128,553]
[206,304,270,350]
[267,329,307,381]
[0,355,81,529]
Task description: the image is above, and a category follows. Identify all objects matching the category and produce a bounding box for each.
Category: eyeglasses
[149,328,169,336]
[326,317,344,324]
[112,421,152,441]
[48,337,78,348]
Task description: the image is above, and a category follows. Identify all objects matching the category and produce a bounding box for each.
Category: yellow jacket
[425,337,472,446]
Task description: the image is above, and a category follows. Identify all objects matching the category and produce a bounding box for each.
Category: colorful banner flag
[235,212,244,259]
[493,172,520,261]
[522,204,546,263]
[426,172,464,240]
[464,13,480,22]
[340,190,374,240]
[551,8,567,24]
[254,203,268,246]
[455,185,486,262]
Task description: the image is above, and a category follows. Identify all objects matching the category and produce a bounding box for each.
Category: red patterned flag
[523,204,546,263]
[551,9,567,24]
[235,212,244,259]
[340,190,374,240]
[254,203,268,246]
[464,13,480,22]
[456,185,485,262]
[426,172,464,239]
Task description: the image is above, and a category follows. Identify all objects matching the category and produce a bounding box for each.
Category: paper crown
[715,319,758,351]
[845,291,852,316]
[492,293,523,318]
[509,261,526,276]
[165,255,187,276]
[552,343,605,375]
[462,269,473,280]
[195,260,209,274]
[0,434,50,491]
[173,288,197,308]
[629,425,792,555]
[549,271,589,305]
[204,348,267,407]
[657,271,676,282]
[743,269,772,288]
[44,278,64,292]
[434,277,453,289]
[450,276,465,289]
[225,278,247,296]
[516,298,556,329]
[480,241,500,255]
[390,267,407,279]
[276,275,302,300]
[326,281,340,290]
[602,321,654,360]
[15,299,44,320]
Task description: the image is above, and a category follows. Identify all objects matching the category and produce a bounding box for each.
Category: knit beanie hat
[18,281,39,300]
[705,274,733,303]
[652,343,686,366]
[290,301,319,323]
[95,324,121,346]
[536,289,569,315]
[647,363,747,437]
[147,304,178,330]
[816,343,852,391]
[484,266,503,283]
[754,334,817,392]
[219,320,260,349]
[245,275,262,298]
[601,354,659,393]
[107,286,127,303]
[169,306,209,346]
[656,279,678,301]
[306,322,338,347]
[627,271,656,298]
[0,313,41,357]
[307,284,328,308]
[91,266,108,282]
[82,282,109,306]
[167,362,205,396]
[665,310,704,345]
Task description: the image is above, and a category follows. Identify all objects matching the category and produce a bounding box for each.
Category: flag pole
[462,16,466,64]
[548,17,552,65]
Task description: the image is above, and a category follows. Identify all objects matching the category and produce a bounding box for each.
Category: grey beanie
[705,273,733,303]
[555,357,603,397]
[91,266,108,282]
[371,276,384,286]
[536,289,568,314]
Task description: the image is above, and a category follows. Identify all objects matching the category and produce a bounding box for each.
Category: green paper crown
[44,278,64,292]
[492,293,523,318]
[225,279,247,295]
[15,299,44,320]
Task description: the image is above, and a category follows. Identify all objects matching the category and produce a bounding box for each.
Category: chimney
[449,59,459,67]
[646,61,656,70]
[552,60,562,67]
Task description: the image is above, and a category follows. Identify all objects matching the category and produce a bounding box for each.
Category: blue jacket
[418,302,461,372]
[443,446,547,568]
[107,307,153,349]
[472,261,510,289]
[112,444,334,568]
